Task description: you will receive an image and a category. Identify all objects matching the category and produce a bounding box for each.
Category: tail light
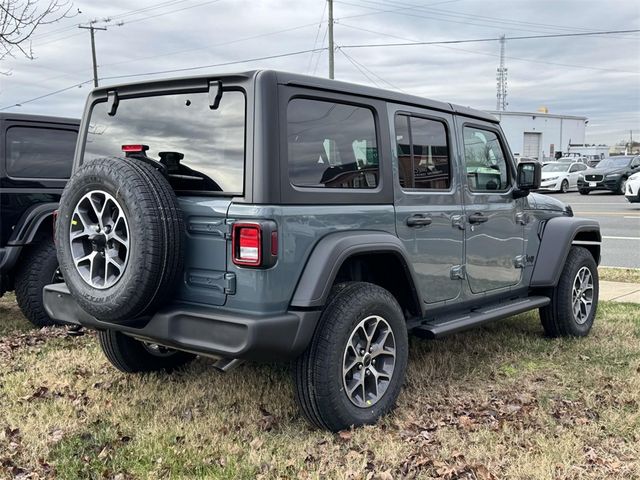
[122,144,149,157]
[232,221,278,268]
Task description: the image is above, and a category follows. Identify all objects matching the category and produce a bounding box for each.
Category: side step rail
[414,296,550,339]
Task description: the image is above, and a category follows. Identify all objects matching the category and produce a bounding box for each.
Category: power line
[338,22,640,74]
[343,0,640,38]
[98,47,328,81]
[312,26,329,75]
[339,29,640,49]
[337,46,404,91]
[101,22,319,69]
[337,47,382,87]
[336,0,640,39]
[0,47,329,111]
[0,80,93,111]
[306,2,327,74]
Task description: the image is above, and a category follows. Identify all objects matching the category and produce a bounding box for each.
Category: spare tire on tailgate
[56,157,184,323]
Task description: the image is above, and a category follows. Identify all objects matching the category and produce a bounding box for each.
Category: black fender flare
[7,202,58,246]
[290,230,423,312]
[530,216,601,287]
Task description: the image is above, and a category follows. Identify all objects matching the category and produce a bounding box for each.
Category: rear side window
[5,126,76,179]
[287,98,379,189]
[394,114,450,190]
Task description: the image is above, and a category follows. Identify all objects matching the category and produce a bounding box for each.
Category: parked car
[539,161,588,193]
[0,113,79,326]
[625,171,640,203]
[43,71,601,431]
[577,155,640,195]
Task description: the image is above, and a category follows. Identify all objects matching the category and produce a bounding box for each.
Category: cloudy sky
[1,0,638,145]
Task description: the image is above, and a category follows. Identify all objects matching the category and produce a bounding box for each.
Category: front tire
[539,246,598,337]
[560,179,569,193]
[293,282,408,431]
[617,177,628,195]
[579,189,590,195]
[14,239,63,327]
[98,330,196,373]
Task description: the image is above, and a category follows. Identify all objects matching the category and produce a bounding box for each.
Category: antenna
[496,34,508,111]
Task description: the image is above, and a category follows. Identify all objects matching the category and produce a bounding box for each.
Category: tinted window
[85,90,245,193]
[463,127,509,192]
[6,127,76,179]
[287,98,378,189]
[395,114,450,189]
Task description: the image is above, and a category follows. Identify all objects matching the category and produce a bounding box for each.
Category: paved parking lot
[544,190,640,268]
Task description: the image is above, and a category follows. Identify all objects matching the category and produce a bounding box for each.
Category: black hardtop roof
[0,112,79,125]
[92,69,498,123]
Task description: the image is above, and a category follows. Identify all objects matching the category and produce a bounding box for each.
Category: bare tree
[0,0,75,60]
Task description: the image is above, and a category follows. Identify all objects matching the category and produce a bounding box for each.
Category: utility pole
[496,34,508,111]
[328,0,334,79]
[79,23,107,87]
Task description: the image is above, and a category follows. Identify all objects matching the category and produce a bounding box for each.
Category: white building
[488,110,587,161]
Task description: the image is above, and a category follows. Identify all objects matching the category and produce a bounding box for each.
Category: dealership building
[488,110,587,161]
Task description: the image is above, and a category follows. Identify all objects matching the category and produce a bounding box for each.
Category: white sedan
[539,161,588,193]
[625,171,640,203]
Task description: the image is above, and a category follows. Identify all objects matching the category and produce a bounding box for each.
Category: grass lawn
[599,267,640,284]
[1,292,639,479]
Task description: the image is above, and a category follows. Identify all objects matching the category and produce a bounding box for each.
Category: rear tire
[14,239,62,327]
[539,246,598,337]
[98,329,196,373]
[293,282,408,431]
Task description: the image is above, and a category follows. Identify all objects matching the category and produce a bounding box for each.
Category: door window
[394,114,450,190]
[287,98,379,189]
[463,127,510,192]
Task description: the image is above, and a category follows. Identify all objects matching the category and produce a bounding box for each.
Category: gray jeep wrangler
[44,71,601,431]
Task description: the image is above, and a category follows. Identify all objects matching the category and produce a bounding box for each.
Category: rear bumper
[43,283,320,361]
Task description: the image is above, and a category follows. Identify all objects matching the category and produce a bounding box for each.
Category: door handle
[468,212,488,224]
[406,214,432,227]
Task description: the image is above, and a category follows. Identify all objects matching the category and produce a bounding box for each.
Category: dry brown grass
[0,294,639,479]
[599,267,640,284]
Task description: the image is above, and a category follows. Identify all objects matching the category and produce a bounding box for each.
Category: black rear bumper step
[414,296,550,339]
[43,283,319,361]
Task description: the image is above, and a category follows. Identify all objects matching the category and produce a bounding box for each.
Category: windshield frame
[75,76,252,199]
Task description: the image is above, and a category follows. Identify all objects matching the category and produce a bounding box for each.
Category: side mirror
[514,161,541,198]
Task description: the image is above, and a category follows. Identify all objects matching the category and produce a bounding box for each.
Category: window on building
[394,114,450,190]
[287,98,379,189]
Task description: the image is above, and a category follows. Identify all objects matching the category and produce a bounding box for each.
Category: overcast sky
[1,0,638,145]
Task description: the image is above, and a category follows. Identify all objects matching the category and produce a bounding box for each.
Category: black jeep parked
[0,113,79,326]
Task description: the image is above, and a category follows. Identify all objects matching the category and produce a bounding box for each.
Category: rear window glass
[84,90,245,194]
[6,126,76,179]
[287,98,379,189]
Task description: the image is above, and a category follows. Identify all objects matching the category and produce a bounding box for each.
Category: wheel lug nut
[360,349,365,355]
[357,364,363,370]
[365,369,370,376]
